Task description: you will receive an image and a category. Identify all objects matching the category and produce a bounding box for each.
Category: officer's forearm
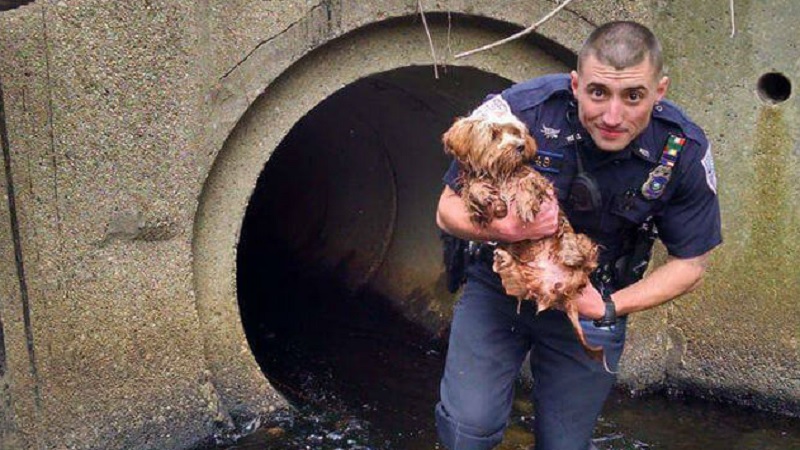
[436,186,559,243]
[611,252,711,316]
[436,186,503,241]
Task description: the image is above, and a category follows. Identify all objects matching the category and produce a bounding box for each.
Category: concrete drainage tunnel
[235,66,512,434]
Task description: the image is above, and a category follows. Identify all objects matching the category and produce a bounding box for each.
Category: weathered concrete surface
[0,0,797,449]
[618,0,800,417]
[0,2,232,449]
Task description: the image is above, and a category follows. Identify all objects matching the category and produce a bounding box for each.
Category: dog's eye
[516,144,526,154]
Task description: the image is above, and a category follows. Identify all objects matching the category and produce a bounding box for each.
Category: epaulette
[501,74,572,112]
[652,99,706,146]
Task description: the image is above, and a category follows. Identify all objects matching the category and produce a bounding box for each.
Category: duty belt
[467,241,497,265]
[590,262,618,296]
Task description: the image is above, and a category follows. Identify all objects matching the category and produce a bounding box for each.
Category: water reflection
[208,288,799,450]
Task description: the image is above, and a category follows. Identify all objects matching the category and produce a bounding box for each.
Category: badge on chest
[641,135,686,200]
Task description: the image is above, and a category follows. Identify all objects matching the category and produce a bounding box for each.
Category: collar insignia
[566,132,583,143]
[540,125,561,140]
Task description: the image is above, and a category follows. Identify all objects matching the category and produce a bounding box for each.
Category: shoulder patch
[701,143,717,195]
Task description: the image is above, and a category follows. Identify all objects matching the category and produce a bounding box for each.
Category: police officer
[435,21,722,450]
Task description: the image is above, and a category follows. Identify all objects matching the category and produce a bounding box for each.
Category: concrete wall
[621,0,800,415]
[0,0,796,449]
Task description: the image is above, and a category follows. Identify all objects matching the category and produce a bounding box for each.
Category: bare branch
[446,8,453,66]
[418,0,440,79]
[455,0,576,59]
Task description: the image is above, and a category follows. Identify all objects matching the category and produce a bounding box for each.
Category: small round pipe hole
[757,72,792,104]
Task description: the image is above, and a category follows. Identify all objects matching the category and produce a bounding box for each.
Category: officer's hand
[575,284,606,320]
[492,194,560,242]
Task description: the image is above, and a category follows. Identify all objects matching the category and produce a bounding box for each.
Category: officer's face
[570,54,669,152]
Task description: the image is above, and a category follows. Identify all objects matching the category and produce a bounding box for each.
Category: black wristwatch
[593,292,617,327]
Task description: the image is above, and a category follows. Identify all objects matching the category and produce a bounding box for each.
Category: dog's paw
[493,249,529,299]
[492,248,514,271]
[558,232,598,269]
[512,171,554,223]
[465,181,505,224]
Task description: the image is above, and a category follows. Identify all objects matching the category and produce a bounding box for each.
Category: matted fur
[443,113,603,361]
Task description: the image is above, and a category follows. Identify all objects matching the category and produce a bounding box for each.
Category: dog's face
[442,113,537,179]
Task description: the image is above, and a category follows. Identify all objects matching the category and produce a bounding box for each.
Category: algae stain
[750,108,790,250]
[743,107,799,295]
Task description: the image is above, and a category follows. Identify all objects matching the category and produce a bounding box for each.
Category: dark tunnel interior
[235,66,512,443]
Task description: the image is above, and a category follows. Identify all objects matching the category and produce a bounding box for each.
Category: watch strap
[593,293,617,327]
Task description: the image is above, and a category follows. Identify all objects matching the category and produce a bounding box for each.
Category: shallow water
[210,381,800,450]
[213,290,800,450]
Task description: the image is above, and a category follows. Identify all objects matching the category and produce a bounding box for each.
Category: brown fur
[443,115,603,361]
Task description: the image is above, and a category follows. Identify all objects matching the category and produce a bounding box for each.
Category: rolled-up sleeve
[442,160,462,193]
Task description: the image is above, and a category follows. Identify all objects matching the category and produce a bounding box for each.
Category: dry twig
[729,0,736,38]
[446,8,453,67]
[455,0,576,59]
[418,0,440,79]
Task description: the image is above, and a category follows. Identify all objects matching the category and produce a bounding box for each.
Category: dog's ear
[442,117,475,161]
[524,133,538,159]
[490,124,502,141]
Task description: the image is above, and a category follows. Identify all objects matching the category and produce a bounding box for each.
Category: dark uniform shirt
[444,74,722,291]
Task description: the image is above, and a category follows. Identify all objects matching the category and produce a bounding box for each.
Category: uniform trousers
[435,269,627,450]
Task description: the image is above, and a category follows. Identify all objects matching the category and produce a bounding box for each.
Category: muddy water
[212,289,800,450]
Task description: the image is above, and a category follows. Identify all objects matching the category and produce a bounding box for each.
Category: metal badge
[641,165,672,200]
[540,124,560,140]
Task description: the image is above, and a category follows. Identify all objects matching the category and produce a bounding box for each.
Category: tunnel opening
[0,0,36,11]
[236,65,512,444]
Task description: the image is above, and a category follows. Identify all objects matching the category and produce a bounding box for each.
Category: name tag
[533,150,563,173]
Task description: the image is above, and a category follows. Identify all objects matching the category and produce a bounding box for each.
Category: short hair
[577,21,663,77]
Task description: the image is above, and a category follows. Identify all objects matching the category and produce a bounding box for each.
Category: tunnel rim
[191,8,584,418]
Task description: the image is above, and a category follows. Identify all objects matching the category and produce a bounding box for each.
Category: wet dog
[442,99,602,361]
